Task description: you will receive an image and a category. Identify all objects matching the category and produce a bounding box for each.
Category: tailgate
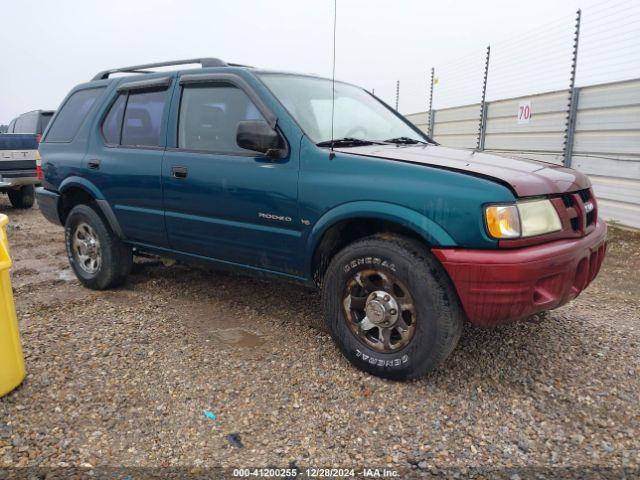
[0,134,38,173]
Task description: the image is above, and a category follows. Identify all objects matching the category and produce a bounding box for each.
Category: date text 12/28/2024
[232,467,400,477]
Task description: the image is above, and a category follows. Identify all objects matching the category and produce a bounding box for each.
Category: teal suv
[36,59,607,379]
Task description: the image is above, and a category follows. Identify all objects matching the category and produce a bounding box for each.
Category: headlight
[518,198,562,237]
[485,199,561,239]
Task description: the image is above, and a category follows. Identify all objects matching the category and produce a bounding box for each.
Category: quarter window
[45,88,105,142]
[178,84,264,154]
[102,94,126,145]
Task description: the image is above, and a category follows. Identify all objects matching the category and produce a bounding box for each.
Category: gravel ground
[0,198,638,478]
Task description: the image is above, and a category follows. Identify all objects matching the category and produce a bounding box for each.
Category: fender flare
[305,201,456,276]
[58,176,125,239]
[59,176,104,199]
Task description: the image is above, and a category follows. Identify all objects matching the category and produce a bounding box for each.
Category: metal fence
[389,1,640,229]
[405,78,640,229]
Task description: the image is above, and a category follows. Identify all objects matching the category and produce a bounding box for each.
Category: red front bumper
[432,220,608,327]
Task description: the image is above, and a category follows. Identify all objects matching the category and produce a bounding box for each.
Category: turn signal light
[485,205,521,239]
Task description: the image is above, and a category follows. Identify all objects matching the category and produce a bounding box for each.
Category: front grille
[561,195,573,208]
[579,189,597,228]
[558,188,596,235]
[578,190,590,202]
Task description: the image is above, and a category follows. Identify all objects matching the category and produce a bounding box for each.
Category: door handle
[87,159,101,170]
[171,166,188,179]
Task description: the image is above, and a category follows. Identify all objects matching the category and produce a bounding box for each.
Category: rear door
[162,73,301,273]
[86,76,173,247]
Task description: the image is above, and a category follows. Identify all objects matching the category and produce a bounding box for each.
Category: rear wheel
[322,235,463,380]
[8,185,35,209]
[65,204,132,289]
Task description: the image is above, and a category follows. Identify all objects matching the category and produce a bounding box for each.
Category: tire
[8,185,35,209]
[64,204,132,290]
[322,235,464,380]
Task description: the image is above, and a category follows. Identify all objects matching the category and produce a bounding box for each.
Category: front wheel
[65,204,132,290]
[322,235,464,380]
[8,185,35,209]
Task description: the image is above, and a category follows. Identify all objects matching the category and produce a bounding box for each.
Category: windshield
[258,73,427,145]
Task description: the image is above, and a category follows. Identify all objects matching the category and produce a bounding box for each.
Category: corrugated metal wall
[572,80,640,229]
[484,90,568,163]
[405,78,640,229]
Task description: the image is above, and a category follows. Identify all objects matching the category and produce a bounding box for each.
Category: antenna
[329,0,337,159]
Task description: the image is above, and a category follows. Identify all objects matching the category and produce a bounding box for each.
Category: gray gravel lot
[0,199,638,478]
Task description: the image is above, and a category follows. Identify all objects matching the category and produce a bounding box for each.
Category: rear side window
[46,88,105,142]
[13,112,38,134]
[121,90,167,147]
[178,84,264,154]
[101,89,168,148]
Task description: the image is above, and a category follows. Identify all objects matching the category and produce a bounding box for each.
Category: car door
[162,73,301,274]
[86,76,173,247]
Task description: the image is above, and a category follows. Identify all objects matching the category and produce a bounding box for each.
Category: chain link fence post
[563,8,582,167]
[477,45,491,151]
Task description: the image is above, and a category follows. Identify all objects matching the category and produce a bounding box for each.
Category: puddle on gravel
[213,328,265,348]
[10,256,75,288]
[100,290,138,305]
[58,269,75,282]
[176,301,267,349]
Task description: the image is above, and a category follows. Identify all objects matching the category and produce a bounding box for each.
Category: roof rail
[92,58,229,81]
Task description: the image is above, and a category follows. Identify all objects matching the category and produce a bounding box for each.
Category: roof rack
[92,58,230,81]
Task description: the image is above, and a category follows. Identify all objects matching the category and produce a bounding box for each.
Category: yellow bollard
[0,214,25,398]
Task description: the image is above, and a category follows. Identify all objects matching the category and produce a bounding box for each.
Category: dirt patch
[590,226,640,301]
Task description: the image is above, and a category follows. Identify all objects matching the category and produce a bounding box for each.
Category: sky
[0,0,637,123]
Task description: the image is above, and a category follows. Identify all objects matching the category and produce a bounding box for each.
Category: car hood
[334,144,590,197]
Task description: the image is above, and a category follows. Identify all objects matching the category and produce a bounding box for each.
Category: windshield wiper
[316,137,384,147]
[383,137,428,145]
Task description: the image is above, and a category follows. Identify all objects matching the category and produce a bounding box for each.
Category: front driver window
[178,83,264,154]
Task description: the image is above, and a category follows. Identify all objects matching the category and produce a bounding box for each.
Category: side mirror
[237,120,283,157]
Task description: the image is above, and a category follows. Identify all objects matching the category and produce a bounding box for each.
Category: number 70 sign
[518,101,532,124]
